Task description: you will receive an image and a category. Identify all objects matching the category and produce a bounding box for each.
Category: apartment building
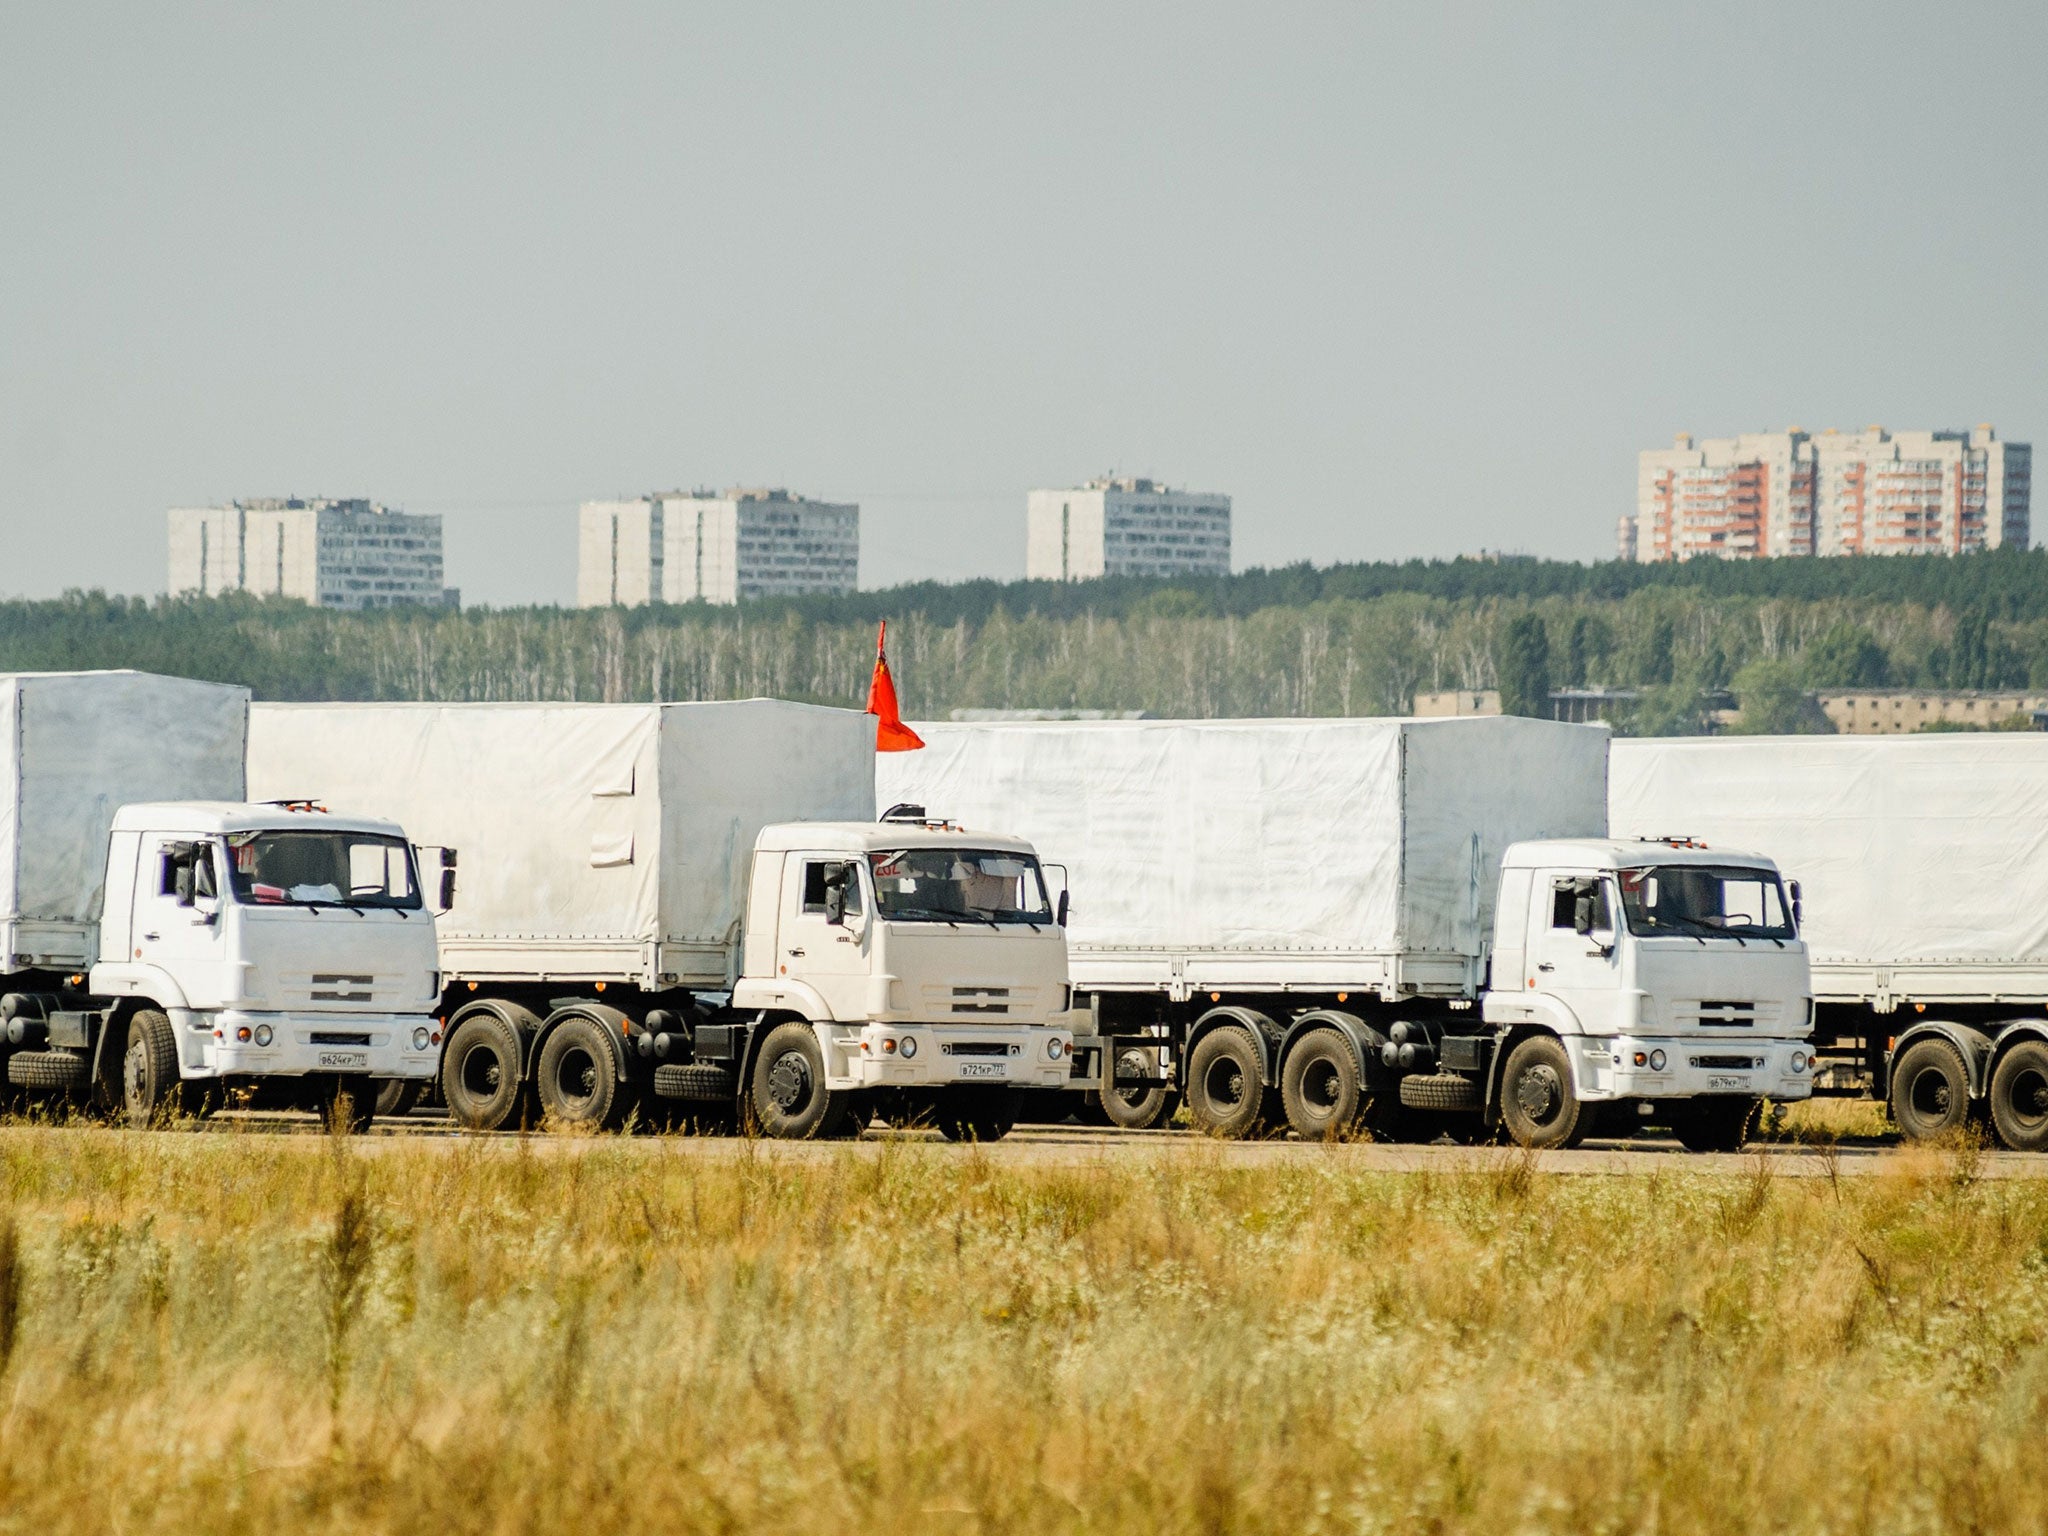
[168,499,454,609]
[1631,426,2029,561]
[1817,690,2048,734]
[578,488,859,606]
[1026,477,1231,581]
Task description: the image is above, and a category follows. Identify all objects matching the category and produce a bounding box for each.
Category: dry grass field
[0,1122,2043,1534]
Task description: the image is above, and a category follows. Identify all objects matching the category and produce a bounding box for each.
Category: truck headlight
[412,1026,431,1052]
[253,1024,273,1048]
[1648,1049,1667,1072]
[899,1035,918,1059]
[1046,1037,1065,1061]
[1791,1050,1808,1073]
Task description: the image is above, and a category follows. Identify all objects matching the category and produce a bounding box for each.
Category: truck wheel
[538,1016,633,1131]
[1100,1046,1171,1130]
[121,1009,186,1127]
[1989,1041,2048,1152]
[1397,1074,1481,1112]
[936,1088,1018,1143]
[1185,1027,1273,1138]
[1281,1029,1362,1140]
[441,1013,529,1131]
[1669,1095,1759,1153]
[373,1079,421,1120]
[6,1049,89,1094]
[747,1022,851,1139]
[1498,1035,1588,1150]
[1890,1037,1971,1142]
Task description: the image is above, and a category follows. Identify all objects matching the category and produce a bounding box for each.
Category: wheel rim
[460,1041,504,1100]
[1301,1057,1341,1115]
[2006,1067,2048,1129]
[1908,1065,1953,1122]
[1202,1053,1247,1112]
[766,1049,814,1115]
[124,1038,148,1108]
[1515,1063,1563,1124]
[1112,1049,1150,1108]
[553,1046,599,1109]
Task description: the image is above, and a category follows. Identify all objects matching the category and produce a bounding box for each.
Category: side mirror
[439,866,458,913]
[1056,889,1071,928]
[1573,894,1595,936]
[423,845,458,915]
[824,884,847,926]
[174,863,196,907]
[1788,879,1803,928]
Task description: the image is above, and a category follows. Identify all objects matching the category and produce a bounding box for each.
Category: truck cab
[46,802,443,1121]
[1478,837,1815,1145]
[729,814,1078,1122]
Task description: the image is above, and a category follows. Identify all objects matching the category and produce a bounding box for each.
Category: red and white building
[1631,426,2028,562]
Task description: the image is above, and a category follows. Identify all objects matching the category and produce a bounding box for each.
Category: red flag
[866,621,925,752]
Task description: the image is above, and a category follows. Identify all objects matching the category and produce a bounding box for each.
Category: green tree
[1496,615,1552,718]
[1634,613,1676,685]
[1728,659,1834,735]
[1803,623,1890,688]
[1562,613,1612,687]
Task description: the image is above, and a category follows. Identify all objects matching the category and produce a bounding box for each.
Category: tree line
[6,549,2048,734]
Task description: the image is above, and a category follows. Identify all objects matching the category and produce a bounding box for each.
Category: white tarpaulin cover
[879,717,1608,985]
[1612,736,2048,976]
[248,699,876,985]
[0,671,249,965]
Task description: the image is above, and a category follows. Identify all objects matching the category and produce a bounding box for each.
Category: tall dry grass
[0,1127,2044,1533]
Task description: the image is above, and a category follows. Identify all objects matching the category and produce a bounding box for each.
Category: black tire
[1669,1095,1759,1153]
[1099,1046,1172,1130]
[1989,1040,2048,1152]
[1398,1073,1481,1112]
[747,1022,851,1140]
[1890,1037,1971,1142]
[441,1011,529,1132]
[1185,1026,1272,1138]
[1497,1035,1589,1150]
[935,1088,1019,1143]
[654,1062,738,1102]
[7,1049,89,1092]
[1281,1029,1363,1140]
[373,1079,422,1120]
[121,1008,186,1127]
[537,1015,633,1131]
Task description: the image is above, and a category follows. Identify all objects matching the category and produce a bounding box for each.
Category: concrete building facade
[168,499,453,609]
[1632,426,2029,562]
[1026,477,1231,581]
[578,488,859,607]
[1816,690,2048,734]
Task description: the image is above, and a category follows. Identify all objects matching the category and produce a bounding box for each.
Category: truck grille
[1690,1054,1762,1070]
[311,1032,372,1047]
[942,1042,1019,1058]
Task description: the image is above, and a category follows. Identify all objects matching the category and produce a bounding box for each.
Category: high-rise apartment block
[1026,477,1231,581]
[1631,425,2029,562]
[168,499,454,608]
[577,488,859,607]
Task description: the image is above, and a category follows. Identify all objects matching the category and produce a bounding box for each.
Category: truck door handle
[143,932,161,942]
[787,947,805,958]
[1536,962,1555,972]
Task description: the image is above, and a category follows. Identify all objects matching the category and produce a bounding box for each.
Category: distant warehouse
[168,498,456,609]
[1027,476,1231,581]
[578,488,858,606]
[1627,425,2030,562]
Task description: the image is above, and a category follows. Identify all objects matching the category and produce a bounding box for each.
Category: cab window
[800,860,863,918]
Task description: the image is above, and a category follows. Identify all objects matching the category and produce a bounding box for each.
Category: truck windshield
[226,830,423,910]
[1616,864,1794,940]
[868,848,1053,925]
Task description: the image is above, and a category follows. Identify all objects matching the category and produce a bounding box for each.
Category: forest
[7,548,2048,734]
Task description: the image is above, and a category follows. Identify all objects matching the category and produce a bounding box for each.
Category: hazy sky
[4,2,2043,605]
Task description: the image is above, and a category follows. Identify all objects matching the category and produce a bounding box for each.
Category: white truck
[881,716,1815,1149]
[1612,734,2048,1148]
[246,699,1080,1139]
[0,671,442,1126]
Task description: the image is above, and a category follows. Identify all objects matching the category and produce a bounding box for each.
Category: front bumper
[831,1022,1075,1091]
[179,1009,440,1081]
[1568,1035,1816,1102]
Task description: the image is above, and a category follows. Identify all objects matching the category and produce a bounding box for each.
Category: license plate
[318,1050,370,1072]
[1707,1074,1749,1091]
[958,1061,1008,1080]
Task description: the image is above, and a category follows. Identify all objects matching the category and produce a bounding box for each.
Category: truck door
[133,836,229,1009]
[779,853,872,1021]
[1526,871,1623,1035]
